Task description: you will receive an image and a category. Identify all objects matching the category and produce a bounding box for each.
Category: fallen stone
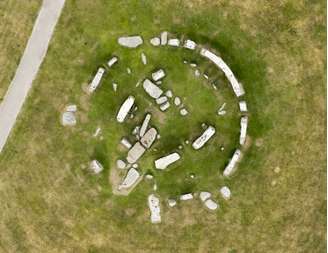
[143,79,163,99]
[168,38,180,47]
[160,31,168,45]
[150,37,160,46]
[141,52,147,65]
[152,69,166,81]
[192,125,216,150]
[174,97,181,106]
[155,152,181,170]
[223,149,242,177]
[167,199,177,207]
[200,192,211,202]
[89,160,103,174]
[88,67,105,93]
[204,199,218,210]
[121,137,132,149]
[160,102,170,111]
[180,108,188,116]
[180,193,193,201]
[140,128,157,149]
[220,186,231,200]
[116,96,135,123]
[61,111,76,126]
[183,39,197,50]
[148,194,161,223]
[127,142,146,164]
[118,35,143,48]
[118,168,140,190]
[139,113,152,137]
[132,163,138,168]
[156,96,168,105]
[107,56,118,68]
[116,159,126,169]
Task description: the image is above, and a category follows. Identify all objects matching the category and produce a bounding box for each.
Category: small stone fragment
[165,90,173,98]
[167,199,177,207]
[127,68,132,74]
[89,160,103,174]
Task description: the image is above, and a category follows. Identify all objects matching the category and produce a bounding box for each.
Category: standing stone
[180,108,188,116]
[118,35,143,48]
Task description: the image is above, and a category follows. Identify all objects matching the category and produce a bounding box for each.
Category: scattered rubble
[118,35,143,48]
[93,127,101,137]
[155,152,181,170]
[192,125,216,150]
[112,83,118,92]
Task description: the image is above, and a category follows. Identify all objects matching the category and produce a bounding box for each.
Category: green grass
[0,0,41,100]
[0,0,326,252]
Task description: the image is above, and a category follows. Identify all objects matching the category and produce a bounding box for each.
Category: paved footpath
[0,0,66,153]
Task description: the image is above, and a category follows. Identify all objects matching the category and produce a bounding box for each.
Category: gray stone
[118,36,143,48]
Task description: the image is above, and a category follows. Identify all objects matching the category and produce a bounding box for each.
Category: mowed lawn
[0,0,41,100]
[0,0,326,252]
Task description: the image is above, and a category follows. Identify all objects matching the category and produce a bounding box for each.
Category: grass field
[0,0,41,100]
[0,0,326,252]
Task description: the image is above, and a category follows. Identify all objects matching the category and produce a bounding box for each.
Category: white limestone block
[127,142,146,164]
[204,199,218,210]
[140,128,157,149]
[174,97,181,106]
[180,193,193,201]
[121,137,132,149]
[118,35,143,48]
[152,69,166,81]
[155,152,181,170]
[239,101,248,112]
[180,108,188,116]
[160,102,170,111]
[143,79,163,99]
[107,56,118,68]
[139,113,151,137]
[220,186,231,200]
[116,96,135,123]
[118,168,140,190]
[160,31,168,45]
[200,192,211,202]
[88,67,105,93]
[148,194,161,223]
[141,52,147,65]
[89,160,103,174]
[150,37,160,46]
[239,116,248,145]
[183,39,197,50]
[192,126,216,150]
[156,96,168,105]
[223,149,242,177]
[168,38,180,47]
